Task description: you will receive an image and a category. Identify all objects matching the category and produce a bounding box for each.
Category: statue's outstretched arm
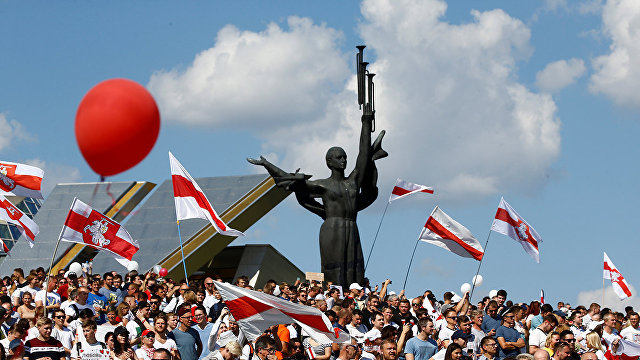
[247,156,312,191]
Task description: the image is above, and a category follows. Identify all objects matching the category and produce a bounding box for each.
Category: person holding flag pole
[169,152,243,286]
[365,178,433,270]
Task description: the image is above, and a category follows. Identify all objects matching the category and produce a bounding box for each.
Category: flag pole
[470,230,492,301]
[402,238,421,290]
[365,201,390,271]
[176,220,189,286]
[602,276,605,308]
[45,198,76,318]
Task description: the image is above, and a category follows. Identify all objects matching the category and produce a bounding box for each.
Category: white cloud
[148,17,348,129]
[590,0,640,108]
[536,58,586,92]
[0,113,31,152]
[578,0,603,14]
[577,285,640,312]
[25,159,81,197]
[149,0,561,203]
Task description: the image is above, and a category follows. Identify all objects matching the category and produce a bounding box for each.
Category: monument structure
[248,46,387,286]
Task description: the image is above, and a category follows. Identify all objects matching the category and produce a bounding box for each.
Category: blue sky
[2,0,640,310]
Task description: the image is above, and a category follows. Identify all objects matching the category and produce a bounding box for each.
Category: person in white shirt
[438,309,458,348]
[71,319,109,360]
[529,315,558,354]
[51,309,74,356]
[601,313,621,355]
[64,287,95,326]
[362,312,385,360]
[202,278,220,314]
[620,312,640,344]
[346,310,368,344]
[153,313,179,359]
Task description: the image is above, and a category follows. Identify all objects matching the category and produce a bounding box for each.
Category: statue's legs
[320,218,365,287]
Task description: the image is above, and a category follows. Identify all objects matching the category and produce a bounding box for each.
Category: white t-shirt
[203,294,219,313]
[52,326,74,350]
[135,347,154,360]
[621,326,640,344]
[96,323,120,343]
[35,290,61,308]
[26,326,39,340]
[438,326,456,342]
[529,328,548,349]
[347,323,368,343]
[71,340,110,360]
[154,338,178,352]
[65,302,95,318]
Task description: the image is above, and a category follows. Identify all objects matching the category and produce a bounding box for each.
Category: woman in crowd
[444,343,464,360]
[16,292,37,327]
[525,302,541,330]
[112,326,139,360]
[105,332,116,353]
[543,331,561,356]
[153,314,180,360]
[585,332,605,360]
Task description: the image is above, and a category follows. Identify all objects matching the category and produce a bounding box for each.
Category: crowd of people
[0,266,635,360]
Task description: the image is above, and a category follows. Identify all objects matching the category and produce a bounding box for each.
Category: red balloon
[159,268,168,277]
[75,79,160,177]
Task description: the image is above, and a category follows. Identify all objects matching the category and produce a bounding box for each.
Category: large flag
[169,152,243,237]
[419,206,484,261]
[389,178,434,202]
[60,198,139,261]
[491,197,542,263]
[214,281,349,343]
[604,252,632,300]
[0,195,39,247]
[0,161,44,199]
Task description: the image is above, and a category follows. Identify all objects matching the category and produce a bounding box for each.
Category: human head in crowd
[496,290,507,307]
[480,335,498,358]
[114,325,133,356]
[417,317,434,336]
[381,338,398,360]
[457,315,472,333]
[569,311,583,328]
[585,331,603,352]
[387,294,400,309]
[544,331,561,353]
[153,348,172,360]
[445,343,464,360]
[552,342,571,360]
[234,276,249,288]
[255,336,277,360]
[371,312,384,330]
[315,299,328,312]
[541,314,559,332]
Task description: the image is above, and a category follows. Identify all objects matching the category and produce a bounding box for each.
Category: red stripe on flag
[0,239,8,253]
[425,216,484,261]
[172,175,228,231]
[280,311,332,333]
[225,296,273,320]
[392,186,433,196]
[11,174,42,190]
[494,208,538,250]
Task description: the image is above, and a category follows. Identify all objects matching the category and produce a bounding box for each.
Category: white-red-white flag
[540,289,545,304]
[389,178,434,202]
[60,198,139,261]
[0,161,44,199]
[0,195,39,247]
[169,152,243,237]
[419,206,484,261]
[214,281,349,343]
[604,252,632,300]
[491,197,542,263]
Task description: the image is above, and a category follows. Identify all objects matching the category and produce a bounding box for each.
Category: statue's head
[326,147,347,170]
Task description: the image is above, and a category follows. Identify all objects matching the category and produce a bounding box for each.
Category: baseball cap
[349,283,363,291]
[217,330,238,347]
[452,330,474,341]
[141,329,155,338]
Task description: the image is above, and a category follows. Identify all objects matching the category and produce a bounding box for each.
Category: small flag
[0,161,44,199]
[389,178,434,202]
[491,197,542,263]
[604,252,632,300]
[419,206,484,261]
[169,152,243,237]
[305,346,315,360]
[540,289,544,304]
[60,198,139,261]
[0,195,39,247]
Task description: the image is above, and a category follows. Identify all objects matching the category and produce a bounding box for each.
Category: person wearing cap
[431,329,473,360]
[135,330,156,360]
[113,325,139,360]
[0,323,25,358]
[24,317,65,360]
[71,319,109,360]
[204,331,241,360]
[169,307,202,360]
[496,308,525,360]
[405,318,437,360]
[126,301,153,345]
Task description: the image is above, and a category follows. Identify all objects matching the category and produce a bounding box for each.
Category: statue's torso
[319,176,358,219]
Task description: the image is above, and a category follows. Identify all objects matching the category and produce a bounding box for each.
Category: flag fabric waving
[389,178,434,202]
[540,289,545,304]
[491,197,542,263]
[419,206,484,261]
[0,161,44,199]
[214,281,349,343]
[169,152,243,237]
[604,252,632,300]
[60,198,139,261]
[0,195,39,247]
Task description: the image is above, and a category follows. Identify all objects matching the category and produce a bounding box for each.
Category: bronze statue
[248,45,386,286]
